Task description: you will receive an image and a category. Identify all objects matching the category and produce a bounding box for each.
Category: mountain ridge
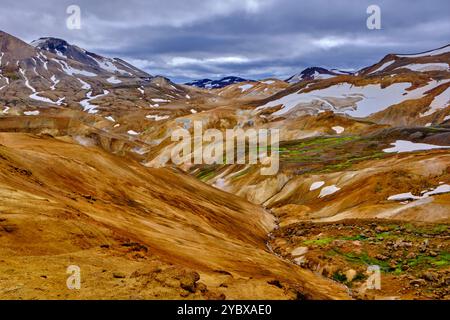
[30,36,150,78]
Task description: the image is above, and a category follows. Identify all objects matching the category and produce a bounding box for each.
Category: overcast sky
[1,0,449,82]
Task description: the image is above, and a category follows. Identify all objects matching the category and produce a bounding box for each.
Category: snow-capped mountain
[286,67,352,83]
[0,31,152,96]
[185,76,252,89]
[258,45,450,126]
[30,37,150,78]
[358,44,450,76]
[0,30,192,116]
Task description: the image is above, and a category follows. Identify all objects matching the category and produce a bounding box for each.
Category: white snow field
[258,80,450,118]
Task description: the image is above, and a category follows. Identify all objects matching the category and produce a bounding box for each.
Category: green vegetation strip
[273,136,389,173]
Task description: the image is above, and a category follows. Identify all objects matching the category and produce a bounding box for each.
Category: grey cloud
[0,0,448,82]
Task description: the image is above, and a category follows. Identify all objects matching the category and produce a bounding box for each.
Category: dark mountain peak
[286,67,334,83]
[302,66,331,74]
[31,37,98,63]
[31,37,69,50]
[30,36,150,78]
[286,67,353,83]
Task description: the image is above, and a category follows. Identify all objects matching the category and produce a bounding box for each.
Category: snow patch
[19,68,36,93]
[37,52,48,70]
[332,126,345,134]
[388,184,450,201]
[55,50,66,58]
[52,59,97,77]
[30,92,56,104]
[93,57,131,75]
[239,84,254,92]
[80,90,109,114]
[20,69,64,105]
[312,71,335,80]
[383,140,450,153]
[50,75,59,90]
[397,63,449,72]
[151,98,170,103]
[420,85,450,117]
[23,110,40,116]
[78,78,91,90]
[319,185,341,198]
[370,60,395,74]
[310,181,325,191]
[146,114,170,121]
[106,76,122,84]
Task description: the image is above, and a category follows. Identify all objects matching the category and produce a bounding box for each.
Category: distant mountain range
[184,69,355,89]
[185,76,252,89]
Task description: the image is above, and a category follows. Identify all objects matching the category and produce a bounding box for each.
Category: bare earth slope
[0,132,349,299]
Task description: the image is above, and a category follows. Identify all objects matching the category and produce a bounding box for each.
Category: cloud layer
[1,0,449,82]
